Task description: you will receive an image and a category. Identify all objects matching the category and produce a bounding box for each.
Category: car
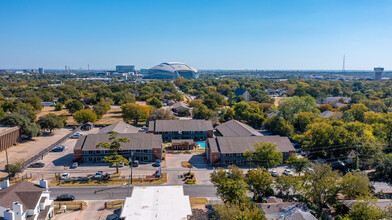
[93,171,103,179]
[71,162,78,168]
[269,170,278,177]
[130,160,139,167]
[60,173,70,180]
[70,133,83,139]
[152,159,161,167]
[283,169,293,176]
[56,194,75,201]
[29,162,45,168]
[51,145,67,152]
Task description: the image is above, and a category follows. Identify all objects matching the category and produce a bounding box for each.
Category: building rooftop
[260,202,317,220]
[150,62,197,73]
[148,120,213,132]
[74,133,162,151]
[97,121,140,134]
[0,181,45,210]
[216,120,262,137]
[120,185,192,220]
[172,102,190,110]
[209,136,295,154]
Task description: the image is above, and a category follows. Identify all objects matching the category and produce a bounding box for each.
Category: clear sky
[0,0,391,70]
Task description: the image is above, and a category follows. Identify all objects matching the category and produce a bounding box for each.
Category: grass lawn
[190,197,209,209]
[49,173,167,186]
[36,106,77,125]
[95,106,123,125]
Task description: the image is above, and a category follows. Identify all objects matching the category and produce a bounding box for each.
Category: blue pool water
[197,142,206,149]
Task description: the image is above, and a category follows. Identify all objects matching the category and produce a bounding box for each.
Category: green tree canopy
[244,142,283,169]
[65,99,84,114]
[121,103,151,124]
[37,113,64,133]
[246,167,274,201]
[0,113,41,138]
[72,109,98,124]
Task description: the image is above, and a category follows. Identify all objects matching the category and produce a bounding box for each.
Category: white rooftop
[120,185,192,220]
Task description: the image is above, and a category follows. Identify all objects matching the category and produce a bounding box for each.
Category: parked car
[60,173,70,180]
[269,170,278,177]
[93,171,103,180]
[70,133,83,139]
[283,169,293,176]
[71,162,78,169]
[51,145,67,152]
[29,162,45,168]
[130,160,139,167]
[152,159,161,167]
[56,194,75,201]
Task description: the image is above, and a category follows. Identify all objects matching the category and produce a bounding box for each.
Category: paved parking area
[52,200,115,220]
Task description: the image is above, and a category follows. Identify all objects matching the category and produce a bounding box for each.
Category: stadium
[146,62,198,79]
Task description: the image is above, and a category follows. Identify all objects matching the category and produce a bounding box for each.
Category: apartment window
[144,150,148,153]
[96,157,102,162]
[88,150,94,155]
[88,157,93,162]
[143,156,148,161]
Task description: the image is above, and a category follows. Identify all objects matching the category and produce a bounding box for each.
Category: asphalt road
[50,184,217,200]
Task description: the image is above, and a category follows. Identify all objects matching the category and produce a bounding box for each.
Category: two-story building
[148,120,213,142]
[0,179,54,220]
[74,133,162,163]
[206,136,295,166]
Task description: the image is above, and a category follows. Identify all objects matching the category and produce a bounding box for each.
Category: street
[49,184,218,200]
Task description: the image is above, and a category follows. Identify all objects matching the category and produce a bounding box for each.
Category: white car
[60,173,70,180]
[70,133,83,139]
[283,169,293,176]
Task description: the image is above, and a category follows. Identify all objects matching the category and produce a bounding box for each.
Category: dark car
[29,162,45,168]
[51,145,67,152]
[56,194,75,201]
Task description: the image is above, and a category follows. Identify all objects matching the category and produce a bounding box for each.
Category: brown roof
[0,181,45,210]
[148,120,213,132]
[0,126,19,135]
[209,136,295,154]
[97,121,140,134]
[74,133,162,151]
[216,120,262,137]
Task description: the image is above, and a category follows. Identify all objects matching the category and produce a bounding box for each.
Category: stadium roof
[150,62,197,73]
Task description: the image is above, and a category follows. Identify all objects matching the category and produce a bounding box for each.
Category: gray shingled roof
[216,120,262,137]
[260,202,317,220]
[97,121,140,134]
[0,181,45,210]
[148,120,213,132]
[74,133,162,150]
[172,102,190,110]
[209,136,295,154]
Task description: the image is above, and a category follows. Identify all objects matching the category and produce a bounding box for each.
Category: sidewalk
[0,128,73,178]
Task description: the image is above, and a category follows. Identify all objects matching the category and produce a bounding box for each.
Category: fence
[54,201,85,210]
[105,200,125,209]
[19,126,82,174]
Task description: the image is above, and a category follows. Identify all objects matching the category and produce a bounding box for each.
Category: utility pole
[130,151,133,184]
[127,175,130,197]
[5,148,10,178]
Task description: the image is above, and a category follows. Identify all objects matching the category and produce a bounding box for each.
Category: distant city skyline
[0,0,391,70]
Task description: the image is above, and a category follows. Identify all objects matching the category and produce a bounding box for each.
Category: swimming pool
[197,141,206,149]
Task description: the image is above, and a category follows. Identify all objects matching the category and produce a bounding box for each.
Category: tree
[220,108,236,122]
[65,99,84,114]
[6,159,25,177]
[372,153,392,184]
[243,142,283,169]
[121,103,151,124]
[37,113,64,133]
[93,99,111,119]
[96,131,130,173]
[274,175,300,199]
[54,102,63,111]
[112,92,136,105]
[286,154,310,175]
[72,109,97,124]
[348,104,368,122]
[147,97,163,109]
[147,109,177,121]
[263,115,294,137]
[0,113,41,138]
[302,163,340,215]
[341,171,372,199]
[26,97,43,111]
[344,200,385,220]
[246,167,274,201]
[193,104,215,119]
[293,112,318,133]
[213,202,266,220]
[210,165,248,203]
[278,96,319,122]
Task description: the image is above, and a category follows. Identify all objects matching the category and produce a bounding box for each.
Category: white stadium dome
[146,62,198,79]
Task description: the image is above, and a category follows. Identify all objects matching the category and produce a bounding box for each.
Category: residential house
[148,120,213,142]
[206,136,295,166]
[171,102,191,116]
[260,197,317,220]
[0,179,54,220]
[74,133,162,163]
[235,88,252,102]
[216,120,262,137]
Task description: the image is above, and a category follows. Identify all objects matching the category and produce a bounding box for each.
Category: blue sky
[0,0,391,70]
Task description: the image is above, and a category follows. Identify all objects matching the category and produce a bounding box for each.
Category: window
[96,157,102,162]
[144,150,148,153]
[143,156,149,161]
[88,150,94,155]
[88,157,93,162]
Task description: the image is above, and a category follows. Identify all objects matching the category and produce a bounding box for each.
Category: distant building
[206,136,295,166]
[74,133,162,163]
[0,126,21,152]
[0,180,54,220]
[216,120,262,137]
[259,198,317,220]
[146,62,198,79]
[148,120,213,142]
[171,102,191,116]
[120,186,192,220]
[116,65,135,73]
[234,88,252,102]
[38,67,44,74]
[374,67,384,81]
